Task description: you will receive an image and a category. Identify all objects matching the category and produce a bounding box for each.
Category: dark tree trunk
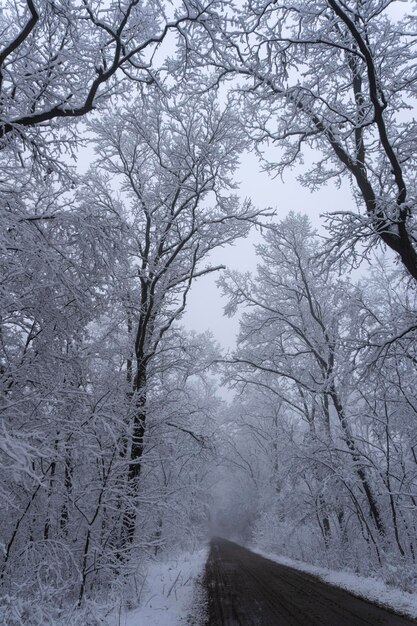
[330,388,385,537]
[121,360,147,547]
[60,452,73,535]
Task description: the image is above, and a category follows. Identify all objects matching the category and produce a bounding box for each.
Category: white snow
[114,548,208,626]
[252,547,417,621]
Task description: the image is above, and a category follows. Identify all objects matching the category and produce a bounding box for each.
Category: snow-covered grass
[252,547,417,621]
[112,548,208,626]
[0,547,208,626]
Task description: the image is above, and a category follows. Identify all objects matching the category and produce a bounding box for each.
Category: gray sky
[183,149,355,349]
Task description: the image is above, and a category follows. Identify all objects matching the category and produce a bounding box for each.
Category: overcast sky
[183,148,355,350]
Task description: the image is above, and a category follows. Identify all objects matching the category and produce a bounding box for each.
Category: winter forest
[2,0,417,624]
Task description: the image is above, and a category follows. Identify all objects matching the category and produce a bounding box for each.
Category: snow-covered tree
[85,87,264,551]
[0,0,212,146]
[186,0,417,280]
[220,213,417,573]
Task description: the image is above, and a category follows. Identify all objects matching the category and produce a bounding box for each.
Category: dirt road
[204,539,416,625]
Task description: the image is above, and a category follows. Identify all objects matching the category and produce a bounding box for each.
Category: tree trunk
[121,361,147,547]
[330,388,385,537]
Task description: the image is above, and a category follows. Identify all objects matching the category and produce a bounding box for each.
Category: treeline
[1,90,244,620]
[0,15,258,620]
[215,214,417,589]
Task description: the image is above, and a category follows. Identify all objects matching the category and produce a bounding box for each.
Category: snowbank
[252,547,417,621]
[115,548,208,626]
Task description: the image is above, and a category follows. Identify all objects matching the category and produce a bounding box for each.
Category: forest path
[203,538,416,626]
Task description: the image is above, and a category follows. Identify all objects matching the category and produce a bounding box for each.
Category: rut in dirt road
[204,539,417,626]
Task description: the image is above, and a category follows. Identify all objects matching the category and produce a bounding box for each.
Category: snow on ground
[114,547,208,626]
[252,547,417,621]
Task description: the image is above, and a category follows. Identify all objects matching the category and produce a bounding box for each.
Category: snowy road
[204,539,416,626]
